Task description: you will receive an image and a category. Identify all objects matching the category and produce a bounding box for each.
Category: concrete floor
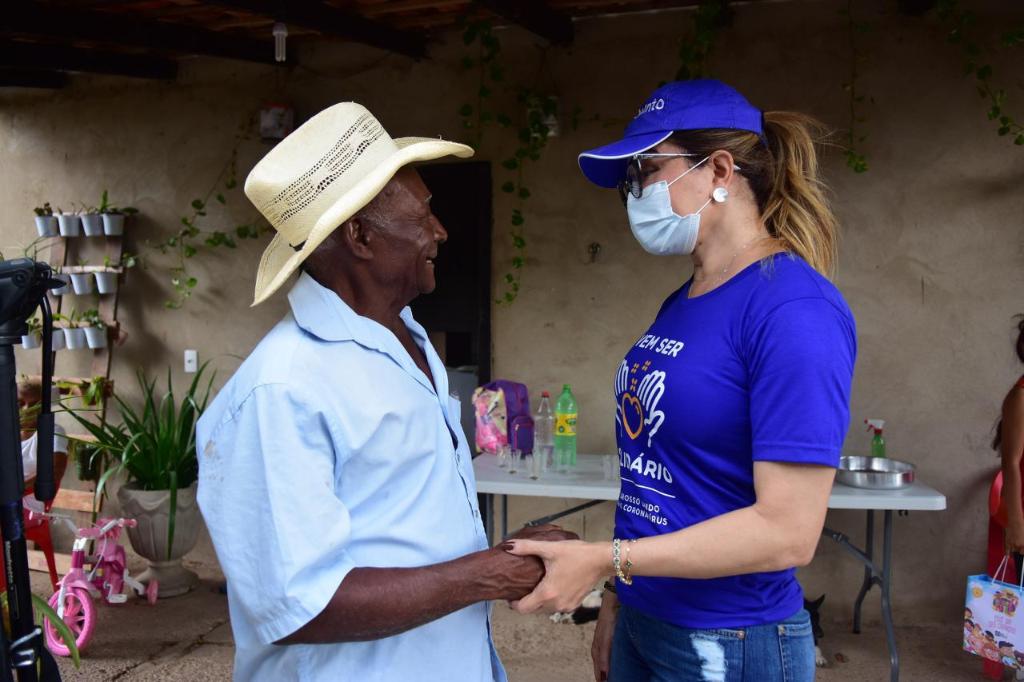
[38,548,987,682]
[24,527,982,681]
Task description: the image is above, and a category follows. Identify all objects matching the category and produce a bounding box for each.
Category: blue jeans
[610,605,815,682]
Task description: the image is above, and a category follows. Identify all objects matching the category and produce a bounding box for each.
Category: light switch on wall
[184,349,198,373]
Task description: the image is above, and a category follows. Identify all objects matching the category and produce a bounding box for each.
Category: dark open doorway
[411,161,492,433]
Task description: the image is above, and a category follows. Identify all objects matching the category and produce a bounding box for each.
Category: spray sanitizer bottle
[865,419,886,458]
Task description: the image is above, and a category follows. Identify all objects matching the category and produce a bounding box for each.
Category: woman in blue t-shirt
[507,80,857,682]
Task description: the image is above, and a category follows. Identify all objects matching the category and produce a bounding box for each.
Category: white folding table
[473,453,946,682]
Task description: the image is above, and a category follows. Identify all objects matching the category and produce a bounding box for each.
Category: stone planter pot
[94,270,118,294]
[63,328,86,350]
[34,216,58,238]
[81,213,104,237]
[56,214,81,237]
[118,481,201,598]
[84,326,107,349]
[102,213,125,236]
[69,272,95,295]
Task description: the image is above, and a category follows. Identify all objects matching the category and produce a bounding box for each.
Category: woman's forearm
[625,503,823,580]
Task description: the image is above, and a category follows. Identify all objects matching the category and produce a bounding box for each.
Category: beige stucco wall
[1,0,1021,628]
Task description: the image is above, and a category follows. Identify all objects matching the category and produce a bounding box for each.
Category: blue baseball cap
[578,79,764,188]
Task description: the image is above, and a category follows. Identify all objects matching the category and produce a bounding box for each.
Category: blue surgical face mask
[626,156,713,256]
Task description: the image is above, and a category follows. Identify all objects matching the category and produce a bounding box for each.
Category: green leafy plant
[72,440,104,482]
[675,0,733,81]
[98,189,138,216]
[148,119,271,309]
[68,363,214,559]
[1,592,80,670]
[80,375,107,407]
[104,252,138,270]
[841,0,871,173]
[25,314,42,336]
[938,0,1024,146]
[79,310,104,330]
[33,202,53,217]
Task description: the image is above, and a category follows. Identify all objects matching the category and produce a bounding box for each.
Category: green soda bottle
[554,384,578,472]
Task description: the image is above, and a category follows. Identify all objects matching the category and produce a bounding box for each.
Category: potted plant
[58,311,86,350]
[96,254,127,295]
[79,310,107,350]
[56,207,81,237]
[51,267,72,297]
[68,263,95,295]
[69,364,213,597]
[99,191,138,237]
[21,314,42,349]
[79,204,103,237]
[34,203,58,237]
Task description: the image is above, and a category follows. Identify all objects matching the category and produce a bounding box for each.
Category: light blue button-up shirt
[196,273,505,682]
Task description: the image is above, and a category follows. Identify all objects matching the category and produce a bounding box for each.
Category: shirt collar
[287,272,438,394]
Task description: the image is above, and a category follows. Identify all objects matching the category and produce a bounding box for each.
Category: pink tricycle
[44,516,159,656]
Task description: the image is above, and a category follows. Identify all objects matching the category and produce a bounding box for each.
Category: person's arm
[278,544,539,644]
[1001,389,1024,553]
[507,461,835,613]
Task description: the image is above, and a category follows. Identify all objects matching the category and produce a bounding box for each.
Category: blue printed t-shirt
[613,252,857,629]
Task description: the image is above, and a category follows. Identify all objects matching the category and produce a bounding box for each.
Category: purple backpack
[473,380,534,454]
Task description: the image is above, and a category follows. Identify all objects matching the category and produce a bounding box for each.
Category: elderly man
[196,104,569,681]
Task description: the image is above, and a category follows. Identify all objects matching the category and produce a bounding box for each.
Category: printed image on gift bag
[964,556,1024,668]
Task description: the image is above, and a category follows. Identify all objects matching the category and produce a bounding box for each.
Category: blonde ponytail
[669,112,839,276]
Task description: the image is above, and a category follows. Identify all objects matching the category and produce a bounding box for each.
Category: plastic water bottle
[535,391,555,471]
[554,384,577,472]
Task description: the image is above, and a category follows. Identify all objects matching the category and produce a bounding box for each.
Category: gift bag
[964,556,1024,668]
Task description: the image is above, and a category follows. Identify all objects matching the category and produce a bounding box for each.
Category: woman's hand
[505,539,610,614]
[591,590,618,682]
[1006,523,1024,555]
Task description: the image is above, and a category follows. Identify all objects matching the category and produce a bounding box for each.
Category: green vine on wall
[938,0,1024,146]
[675,0,733,80]
[457,19,561,305]
[841,0,871,173]
[148,119,271,308]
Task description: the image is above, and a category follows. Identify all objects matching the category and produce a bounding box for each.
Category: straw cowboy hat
[244,102,474,305]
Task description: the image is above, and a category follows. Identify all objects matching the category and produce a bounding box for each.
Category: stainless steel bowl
[837,456,916,490]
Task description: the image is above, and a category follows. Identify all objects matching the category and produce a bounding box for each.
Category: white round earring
[712,187,729,203]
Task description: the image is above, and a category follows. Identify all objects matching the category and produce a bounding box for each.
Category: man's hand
[479,525,580,602]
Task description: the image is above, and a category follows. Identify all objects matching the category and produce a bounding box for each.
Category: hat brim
[252,137,474,306]
[577,131,673,188]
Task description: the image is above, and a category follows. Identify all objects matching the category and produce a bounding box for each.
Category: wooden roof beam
[200,0,428,60]
[1,3,279,65]
[476,0,574,45]
[0,43,177,81]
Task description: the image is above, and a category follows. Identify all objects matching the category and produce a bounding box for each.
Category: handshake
[481,524,583,606]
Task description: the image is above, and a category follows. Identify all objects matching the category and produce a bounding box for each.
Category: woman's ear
[709,150,736,190]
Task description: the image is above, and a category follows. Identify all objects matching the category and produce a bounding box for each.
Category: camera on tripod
[0,258,65,682]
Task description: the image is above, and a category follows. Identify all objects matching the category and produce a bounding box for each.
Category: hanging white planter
[51,274,72,296]
[102,213,125,236]
[21,332,41,349]
[95,270,119,294]
[83,326,107,349]
[34,216,58,238]
[63,327,87,350]
[56,214,81,237]
[69,272,95,295]
[51,329,66,351]
[81,213,104,237]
